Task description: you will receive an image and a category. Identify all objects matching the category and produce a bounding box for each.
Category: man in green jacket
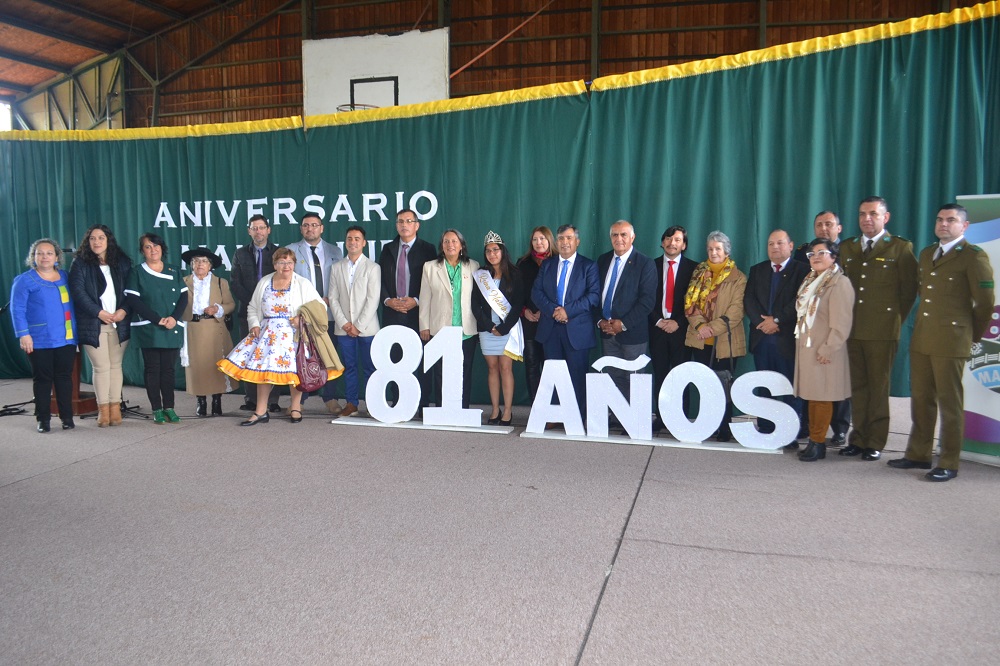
[888,203,995,481]
[838,196,918,460]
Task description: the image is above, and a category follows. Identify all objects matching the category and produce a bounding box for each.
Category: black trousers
[142,347,179,411]
[689,345,736,434]
[428,336,477,409]
[28,344,75,422]
[522,339,544,403]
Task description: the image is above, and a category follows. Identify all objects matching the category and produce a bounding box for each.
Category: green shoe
[152,409,166,424]
[164,408,180,423]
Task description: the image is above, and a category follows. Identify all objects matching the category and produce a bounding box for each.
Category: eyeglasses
[300,223,322,229]
[275,261,295,267]
[805,250,833,258]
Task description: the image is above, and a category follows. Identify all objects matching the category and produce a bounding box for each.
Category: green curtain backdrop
[2,7,999,403]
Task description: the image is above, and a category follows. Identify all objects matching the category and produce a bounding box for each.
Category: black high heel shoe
[240,412,270,426]
[486,413,501,426]
[499,415,513,427]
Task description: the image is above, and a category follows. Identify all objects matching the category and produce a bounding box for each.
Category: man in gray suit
[285,212,344,412]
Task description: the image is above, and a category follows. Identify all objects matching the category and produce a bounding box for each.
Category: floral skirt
[217,317,336,386]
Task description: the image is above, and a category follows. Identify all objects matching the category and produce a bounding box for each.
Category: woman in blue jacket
[10,239,78,433]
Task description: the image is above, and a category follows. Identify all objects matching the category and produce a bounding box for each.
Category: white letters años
[153,190,439,228]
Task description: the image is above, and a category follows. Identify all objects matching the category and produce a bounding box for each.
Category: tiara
[484,230,504,246]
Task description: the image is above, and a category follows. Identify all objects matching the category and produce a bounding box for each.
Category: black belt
[191,314,216,322]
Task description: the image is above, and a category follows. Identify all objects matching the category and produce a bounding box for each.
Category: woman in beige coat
[684,230,747,442]
[418,229,480,409]
[793,238,855,461]
[181,248,236,416]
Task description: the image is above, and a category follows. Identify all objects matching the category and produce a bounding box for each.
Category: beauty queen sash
[473,269,524,362]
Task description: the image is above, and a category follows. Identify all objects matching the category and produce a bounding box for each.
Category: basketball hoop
[336,103,380,113]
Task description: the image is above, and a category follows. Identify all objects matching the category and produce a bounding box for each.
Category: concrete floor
[1,378,998,665]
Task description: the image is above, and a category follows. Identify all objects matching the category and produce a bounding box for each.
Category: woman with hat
[124,232,188,424]
[471,230,525,426]
[180,247,235,417]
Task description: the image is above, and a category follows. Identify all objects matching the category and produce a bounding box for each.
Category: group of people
[11,226,237,431]
[10,198,994,482]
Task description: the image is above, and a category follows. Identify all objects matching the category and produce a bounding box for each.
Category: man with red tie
[648,226,697,430]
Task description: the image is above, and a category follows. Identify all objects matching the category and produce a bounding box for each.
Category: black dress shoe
[36,420,50,433]
[830,432,847,446]
[715,428,732,443]
[499,416,513,427]
[887,457,932,470]
[268,403,281,413]
[240,412,270,426]
[781,442,800,451]
[861,448,881,461]
[239,403,255,412]
[839,444,864,457]
[925,467,958,482]
[211,394,223,416]
[798,441,827,461]
[196,396,207,417]
[61,418,75,430]
[652,417,665,433]
[289,409,303,424]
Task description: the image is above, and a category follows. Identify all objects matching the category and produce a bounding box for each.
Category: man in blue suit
[285,212,344,411]
[533,224,600,418]
[595,220,657,399]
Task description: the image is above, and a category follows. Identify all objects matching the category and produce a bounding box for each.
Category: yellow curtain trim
[304,80,588,128]
[0,116,303,142]
[591,1,999,92]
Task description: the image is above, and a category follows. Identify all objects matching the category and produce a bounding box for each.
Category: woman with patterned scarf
[793,238,855,461]
[684,230,747,442]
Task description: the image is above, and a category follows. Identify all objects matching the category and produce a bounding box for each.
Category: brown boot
[97,403,111,427]
[109,402,123,426]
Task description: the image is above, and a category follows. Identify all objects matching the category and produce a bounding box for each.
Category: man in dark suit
[744,229,809,436]
[377,208,437,410]
[888,203,995,481]
[230,213,278,412]
[793,210,851,445]
[839,196,918,460]
[649,225,697,430]
[595,220,657,400]
[533,224,600,418]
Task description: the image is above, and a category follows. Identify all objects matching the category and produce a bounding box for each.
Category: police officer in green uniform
[888,204,995,481]
[838,196,918,460]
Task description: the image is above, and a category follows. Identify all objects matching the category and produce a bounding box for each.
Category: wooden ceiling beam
[28,0,151,38]
[0,11,112,52]
[0,47,72,74]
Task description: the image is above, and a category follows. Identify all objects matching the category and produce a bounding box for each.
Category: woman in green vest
[124,233,188,424]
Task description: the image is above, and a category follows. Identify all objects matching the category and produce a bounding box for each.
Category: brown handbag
[295,316,327,392]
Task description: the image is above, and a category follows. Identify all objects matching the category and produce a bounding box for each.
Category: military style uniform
[839,232,918,451]
[903,241,994,470]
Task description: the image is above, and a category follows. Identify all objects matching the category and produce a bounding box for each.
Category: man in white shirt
[328,225,381,418]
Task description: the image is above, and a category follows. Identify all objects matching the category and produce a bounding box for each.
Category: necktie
[864,239,873,256]
[602,256,620,320]
[769,264,781,311]
[664,260,675,312]
[310,245,324,297]
[396,243,409,298]
[255,247,263,281]
[933,246,943,263]
[556,259,569,307]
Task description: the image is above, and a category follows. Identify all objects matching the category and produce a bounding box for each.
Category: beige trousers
[84,324,128,405]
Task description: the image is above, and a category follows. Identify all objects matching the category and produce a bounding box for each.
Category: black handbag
[708,315,735,399]
[295,317,327,392]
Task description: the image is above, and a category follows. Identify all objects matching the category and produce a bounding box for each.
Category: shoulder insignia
[970,245,983,252]
[981,281,994,288]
